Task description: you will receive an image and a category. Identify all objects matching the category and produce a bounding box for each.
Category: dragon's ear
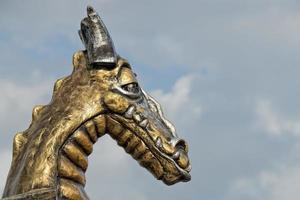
[72,51,88,70]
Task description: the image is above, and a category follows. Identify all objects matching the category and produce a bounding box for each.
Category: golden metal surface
[2,6,191,200]
[73,130,93,155]
[63,141,88,172]
[58,155,86,186]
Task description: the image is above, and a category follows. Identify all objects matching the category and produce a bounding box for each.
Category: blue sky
[1,1,300,200]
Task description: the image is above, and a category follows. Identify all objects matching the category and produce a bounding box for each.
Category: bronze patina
[2,6,191,200]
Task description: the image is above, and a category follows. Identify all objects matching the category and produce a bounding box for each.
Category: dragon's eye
[114,82,141,99]
[121,83,140,94]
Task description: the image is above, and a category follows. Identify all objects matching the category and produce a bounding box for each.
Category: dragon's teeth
[139,119,148,128]
[124,106,135,118]
[133,113,142,122]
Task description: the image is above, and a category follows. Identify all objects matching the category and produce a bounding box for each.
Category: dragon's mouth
[107,114,191,185]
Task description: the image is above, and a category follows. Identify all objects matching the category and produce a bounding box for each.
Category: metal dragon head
[2,6,191,200]
[79,6,191,185]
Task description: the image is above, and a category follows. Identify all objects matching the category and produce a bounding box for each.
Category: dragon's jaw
[107,114,191,185]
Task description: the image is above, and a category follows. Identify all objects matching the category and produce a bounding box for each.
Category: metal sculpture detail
[2,6,191,200]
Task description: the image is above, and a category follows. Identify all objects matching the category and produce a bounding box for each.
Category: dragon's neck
[56,114,106,200]
[2,101,106,200]
[2,51,106,199]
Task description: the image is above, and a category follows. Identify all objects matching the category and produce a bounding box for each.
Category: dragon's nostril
[174,139,188,153]
[171,139,190,169]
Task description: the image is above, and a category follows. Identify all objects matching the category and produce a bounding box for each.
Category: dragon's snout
[170,138,191,170]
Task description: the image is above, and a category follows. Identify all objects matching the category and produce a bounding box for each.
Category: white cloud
[0,79,51,116]
[230,4,300,46]
[229,99,300,200]
[0,78,52,136]
[150,74,202,121]
[230,165,300,200]
[256,99,300,136]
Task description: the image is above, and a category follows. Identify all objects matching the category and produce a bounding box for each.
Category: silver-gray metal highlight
[79,6,117,66]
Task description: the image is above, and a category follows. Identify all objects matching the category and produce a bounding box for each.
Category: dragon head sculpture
[2,6,191,200]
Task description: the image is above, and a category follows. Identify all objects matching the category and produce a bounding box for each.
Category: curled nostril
[174,139,188,153]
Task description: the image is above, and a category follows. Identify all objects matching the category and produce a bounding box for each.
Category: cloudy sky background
[1,0,300,199]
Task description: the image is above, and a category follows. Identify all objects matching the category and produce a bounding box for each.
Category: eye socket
[121,83,140,94]
[114,82,142,99]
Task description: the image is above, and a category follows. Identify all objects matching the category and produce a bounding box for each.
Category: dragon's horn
[79,6,117,67]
